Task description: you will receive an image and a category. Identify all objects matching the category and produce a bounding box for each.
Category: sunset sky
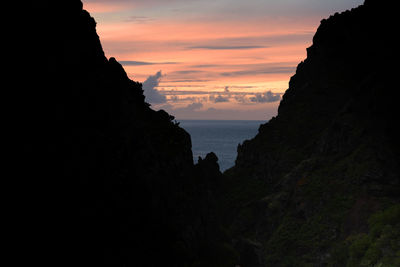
[82,0,363,120]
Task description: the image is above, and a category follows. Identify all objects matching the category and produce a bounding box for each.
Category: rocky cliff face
[32,1,234,266]
[28,1,399,266]
[224,1,399,266]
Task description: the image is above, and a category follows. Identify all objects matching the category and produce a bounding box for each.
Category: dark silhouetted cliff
[28,1,235,266]
[23,0,399,266]
[222,1,399,266]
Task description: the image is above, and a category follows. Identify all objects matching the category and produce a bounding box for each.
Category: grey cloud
[218,33,314,47]
[157,103,174,110]
[120,61,178,66]
[234,95,249,104]
[124,15,154,23]
[229,85,257,89]
[161,90,262,96]
[186,45,267,50]
[142,71,167,104]
[158,85,206,89]
[154,101,281,120]
[101,32,310,57]
[210,86,231,103]
[162,90,214,95]
[169,95,179,102]
[84,0,129,2]
[163,79,211,83]
[186,62,297,70]
[210,94,230,103]
[168,96,204,103]
[182,33,312,54]
[84,0,188,5]
[164,63,296,79]
[250,91,282,103]
[171,70,204,75]
[220,66,295,77]
[189,64,219,68]
[84,0,362,16]
[175,102,204,112]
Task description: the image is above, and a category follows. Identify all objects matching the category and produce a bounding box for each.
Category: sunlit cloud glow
[82,0,364,120]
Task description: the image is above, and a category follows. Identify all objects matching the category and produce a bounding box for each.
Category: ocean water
[179,120,265,172]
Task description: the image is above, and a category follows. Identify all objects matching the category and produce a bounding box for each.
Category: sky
[82,0,364,120]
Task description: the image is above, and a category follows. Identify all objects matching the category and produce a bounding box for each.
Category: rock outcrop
[224,1,399,266]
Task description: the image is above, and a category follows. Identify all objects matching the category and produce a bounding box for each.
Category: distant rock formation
[224,0,399,266]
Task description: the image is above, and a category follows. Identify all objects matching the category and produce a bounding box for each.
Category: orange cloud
[84,5,322,119]
[83,2,134,14]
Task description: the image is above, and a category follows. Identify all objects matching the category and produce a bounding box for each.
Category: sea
[179,120,266,172]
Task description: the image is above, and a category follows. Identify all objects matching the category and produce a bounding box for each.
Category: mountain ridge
[26,0,399,266]
[224,1,399,265]
[33,1,234,266]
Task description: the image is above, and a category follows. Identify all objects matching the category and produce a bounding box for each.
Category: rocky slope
[28,0,399,266]
[32,1,234,266]
[223,1,399,266]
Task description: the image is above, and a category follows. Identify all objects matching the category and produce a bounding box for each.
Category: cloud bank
[250,91,282,103]
[142,71,167,104]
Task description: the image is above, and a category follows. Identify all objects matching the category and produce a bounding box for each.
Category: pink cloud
[83,2,135,14]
